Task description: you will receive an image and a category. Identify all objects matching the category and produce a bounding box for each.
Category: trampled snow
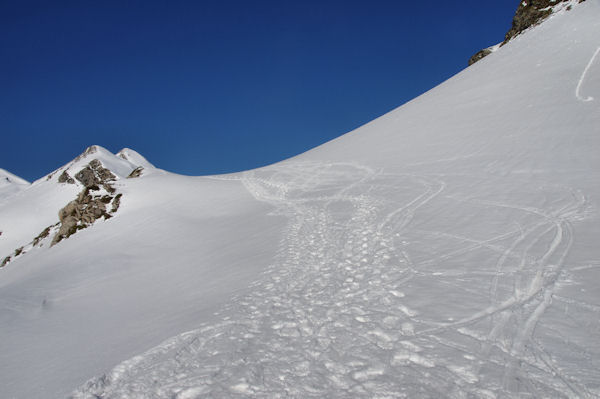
[1,1,599,398]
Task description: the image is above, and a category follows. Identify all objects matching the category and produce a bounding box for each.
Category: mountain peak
[42,145,154,185]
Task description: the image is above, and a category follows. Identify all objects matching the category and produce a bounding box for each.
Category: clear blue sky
[1,1,516,181]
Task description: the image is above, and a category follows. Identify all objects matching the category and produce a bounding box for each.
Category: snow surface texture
[2,1,600,398]
[0,168,30,203]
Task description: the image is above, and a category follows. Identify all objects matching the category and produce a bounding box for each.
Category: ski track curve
[71,162,595,399]
[576,46,600,102]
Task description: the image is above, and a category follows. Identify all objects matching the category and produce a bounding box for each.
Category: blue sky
[1,1,516,181]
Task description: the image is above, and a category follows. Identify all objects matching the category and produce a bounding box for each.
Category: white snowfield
[0,168,30,203]
[2,2,600,398]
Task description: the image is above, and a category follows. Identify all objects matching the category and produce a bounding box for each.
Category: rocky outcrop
[51,159,122,246]
[468,48,493,66]
[469,0,586,65]
[32,226,52,246]
[1,146,147,268]
[75,159,116,190]
[503,0,585,43]
[111,193,122,213]
[58,171,75,184]
[127,166,144,178]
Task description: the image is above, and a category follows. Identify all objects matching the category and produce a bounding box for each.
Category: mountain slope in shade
[2,1,600,398]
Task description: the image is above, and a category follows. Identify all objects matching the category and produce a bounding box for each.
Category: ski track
[71,162,595,399]
[576,46,600,102]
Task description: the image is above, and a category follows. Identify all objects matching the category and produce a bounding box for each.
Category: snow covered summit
[2,1,600,398]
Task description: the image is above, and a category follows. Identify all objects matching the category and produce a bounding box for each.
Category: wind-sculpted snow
[73,162,598,398]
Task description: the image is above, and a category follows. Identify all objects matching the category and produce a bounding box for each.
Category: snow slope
[0,168,30,203]
[2,1,600,398]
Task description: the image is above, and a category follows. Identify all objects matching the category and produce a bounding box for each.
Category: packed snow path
[73,162,597,399]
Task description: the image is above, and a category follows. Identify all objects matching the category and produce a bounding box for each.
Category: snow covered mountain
[0,145,156,267]
[1,1,599,398]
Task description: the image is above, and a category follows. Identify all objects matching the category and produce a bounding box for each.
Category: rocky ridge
[469,0,586,65]
[51,159,121,246]
[1,159,124,267]
[1,145,151,268]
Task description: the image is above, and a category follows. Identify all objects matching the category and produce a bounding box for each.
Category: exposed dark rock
[75,159,116,188]
[469,0,586,65]
[51,160,122,246]
[505,0,586,43]
[104,184,116,194]
[98,168,116,182]
[32,226,52,246]
[1,223,59,267]
[505,0,553,43]
[111,193,122,213]
[58,171,75,184]
[468,48,493,66]
[127,166,144,179]
[75,168,96,187]
[52,191,112,245]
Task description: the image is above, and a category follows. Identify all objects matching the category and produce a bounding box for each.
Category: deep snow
[1,1,599,398]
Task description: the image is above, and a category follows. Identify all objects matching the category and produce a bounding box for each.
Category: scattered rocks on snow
[1,225,59,267]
